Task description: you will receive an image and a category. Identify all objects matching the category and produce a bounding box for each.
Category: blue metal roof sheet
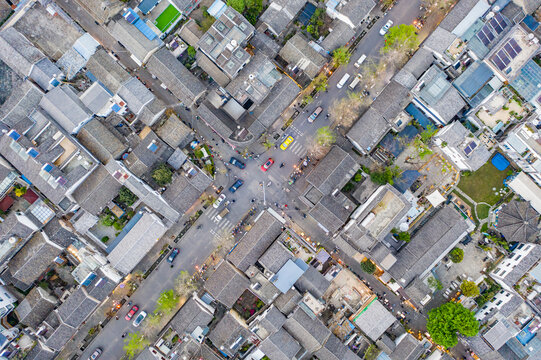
[271,258,307,293]
[454,62,494,98]
[134,18,158,41]
[138,0,159,14]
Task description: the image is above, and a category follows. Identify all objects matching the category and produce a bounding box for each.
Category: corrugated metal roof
[454,62,494,98]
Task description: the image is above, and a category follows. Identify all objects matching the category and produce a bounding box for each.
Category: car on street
[337,73,351,89]
[213,194,226,208]
[229,157,246,169]
[89,348,102,360]
[280,136,295,150]
[229,179,244,193]
[133,311,147,327]
[167,248,179,263]
[125,305,139,321]
[308,107,323,123]
[380,20,393,35]
[261,158,274,172]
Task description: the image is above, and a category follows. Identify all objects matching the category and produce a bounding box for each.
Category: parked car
[308,107,323,123]
[213,193,227,208]
[229,179,244,193]
[89,348,102,360]
[215,207,230,221]
[380,20,393,35]
[280,136,295,150]
[229,157,246,169]
[215,186,224,194]
[261,158,274,172]
[167,248,179,263]
[133,311,147,327]
[125,305,139,321]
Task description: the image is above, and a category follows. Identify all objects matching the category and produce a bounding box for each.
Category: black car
[167,248,179,263]
[229,157,246,169]
[229,179,244,193]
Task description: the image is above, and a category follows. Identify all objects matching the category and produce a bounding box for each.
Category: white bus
[337,73,351,89]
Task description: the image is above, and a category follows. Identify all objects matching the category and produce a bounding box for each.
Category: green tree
[155,289,179,314]
[428,276,443,291]
[420,124,438,143]
[361,259,376,274]
[315,126,336,147]
[262,139,274,150]
[118,186,138,206]
[187,45,196,58]
[124,332,149,359]
[382,24,419,54]
[244,0,263,25]
[370,166,400,185]
[312,73,328,92]
[426,302,479,348]
[302,94,314,106]
[461,281,480,297]
[449,247,464,263]
[398,231,410,242]
[332,47,351,67]
[363,344,380,360]
[152,164,173,186]
[227,0,245,13]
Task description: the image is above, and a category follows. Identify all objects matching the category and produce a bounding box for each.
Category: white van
[337,73,351,89]
[349,75,361,90]
[354,54,367,68]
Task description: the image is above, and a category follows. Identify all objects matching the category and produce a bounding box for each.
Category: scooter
[279,163,285,168]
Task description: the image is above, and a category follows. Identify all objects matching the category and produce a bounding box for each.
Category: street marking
[289,125,304,137]
[289,142,307,157]
[206,208,218,219]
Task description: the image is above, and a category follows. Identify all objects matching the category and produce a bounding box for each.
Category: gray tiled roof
[279,33,327,79]
[423,27,457,55]
[146,48,206,106]
[155,113,192,149]
[7,232,62,290]
[250,31,282,59]
[283,306,331,353]
[251,75,300,128]
[402,47,434,80]
[24,342,56,360]
[390,333,424,360]
[257,306,286,335]
[85,49,130,94]
[204,260,250,307]
[321,20,356,52]
[76,119,127,163]
[306,146,359,194]
[30,58,62,92]
[258,241,295,273]
[259,327,301,360]
[347,107,391,153]
[118,77,154,115]
[79,82,112,114]
[353,299,396,341]
[371,81,411,122]
[0,80,43,128]
[294,266,331,299]
[228,211,284,271]
[439,0,480,33]
[125,130,172,177]
[496,200,539,243]
[107,19,162,64]
[84,269,118,301]
[260,0,307,35]
[44,322,77,351]
[194,52,230,88]
[500,244,541,288]
[39,85,93,133]
[339,0,375,28]
[56,288,100,328]
[43,219,77,248]
[162,166,212,214]
[274,288,302,315]
[388,205,472,286]
[179,19,204,47]
[169,297,213,335]
[314,334,360,360]
[136,97,166,126]
[208,311,252,357]
[16,287,57,329]
[0,27,44,77]
[308,195,352,234]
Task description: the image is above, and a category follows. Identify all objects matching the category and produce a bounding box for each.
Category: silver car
[379,20,393,35]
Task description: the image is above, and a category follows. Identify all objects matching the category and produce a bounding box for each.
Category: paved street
[77,1,424,358]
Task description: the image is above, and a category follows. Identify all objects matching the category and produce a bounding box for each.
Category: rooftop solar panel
[509,38,522,53]
[500,53,510,67]
[483,26,495,41]
[470,142,478,150]
[504,43,517,58]
[492,55,506,71]
[478,32,490,46]
[464,147,472,155]
[495,12,508,29]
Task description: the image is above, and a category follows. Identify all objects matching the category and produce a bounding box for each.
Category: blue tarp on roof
[405,103,431,129]
[298,3,317,26]
[491,153,510,171]
[523,15,539,31]
[454,62,494,99]
[393,170,421,194]
[138,0,160,14]
[271,258,308,293]
[379,125,419,157]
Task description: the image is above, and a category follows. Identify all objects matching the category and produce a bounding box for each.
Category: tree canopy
[461,281,480,297]
[332,47,351,67]
[382,24,419,54]
[426,302,479,348]
[152,164,173,186]
[449,247,464,263]
[316,126,336,147]
[124,332,149,359]
[155,289,179,314]
[361,259,376,274]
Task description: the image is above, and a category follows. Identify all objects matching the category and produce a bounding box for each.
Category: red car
[261,158,274,172]
[125,305,139,321]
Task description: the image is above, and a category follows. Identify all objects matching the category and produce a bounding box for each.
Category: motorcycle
[279,163,285,168]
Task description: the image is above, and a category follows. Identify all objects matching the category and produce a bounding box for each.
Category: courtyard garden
[457,156,511,205]
[233,290,265,320]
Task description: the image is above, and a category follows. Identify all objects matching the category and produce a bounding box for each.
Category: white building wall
[491,243,536,290]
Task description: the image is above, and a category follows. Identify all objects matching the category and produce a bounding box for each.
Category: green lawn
[154,4,180,32]
[476,204,490,220]
[457,159,509,205]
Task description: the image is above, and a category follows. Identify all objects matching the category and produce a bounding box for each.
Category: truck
[215,207,230,221]
[348,75,362,90]
[337,73,351,89]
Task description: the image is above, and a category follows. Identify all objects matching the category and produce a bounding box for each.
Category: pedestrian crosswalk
[289,125,304,137]
[288,141,307,157]
[205,207,234,232]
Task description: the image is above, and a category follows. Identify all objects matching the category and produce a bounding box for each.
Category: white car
[133,311,147,327]
[379,20,393,36]
[213,194,226,208]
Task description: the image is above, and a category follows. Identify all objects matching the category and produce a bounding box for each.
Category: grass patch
[476,204,490,220]
[154,4,181,32]
[480,223,488,233]
[457,160,509,205]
